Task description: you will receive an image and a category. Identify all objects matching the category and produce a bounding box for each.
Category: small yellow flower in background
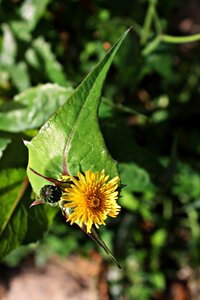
[61,170,121,233]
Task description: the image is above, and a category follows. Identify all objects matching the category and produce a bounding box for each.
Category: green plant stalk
[142,36,161,55]
[142,33,200,55]
[131,20,143,36]
[162,33,200,44]
[140,0,158,45]
[102,98,147,119]
[187,209,200,238]
[153,10,162,34]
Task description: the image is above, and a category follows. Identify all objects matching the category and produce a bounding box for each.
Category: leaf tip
[23,139,30,147]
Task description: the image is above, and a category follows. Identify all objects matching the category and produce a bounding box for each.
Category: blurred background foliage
[0,0,200,299]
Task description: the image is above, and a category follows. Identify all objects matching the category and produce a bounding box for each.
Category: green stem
[131,20,143,36]
[142,35,161,56]
[153,10,162,34]
[102,98,148,122]
[161,33,200,44]
[142,33,200,55]
[140,0,158,45]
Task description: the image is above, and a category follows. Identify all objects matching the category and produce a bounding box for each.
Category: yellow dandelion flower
[61,170,121,233]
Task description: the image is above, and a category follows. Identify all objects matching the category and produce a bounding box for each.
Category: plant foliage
[0,0,200,298]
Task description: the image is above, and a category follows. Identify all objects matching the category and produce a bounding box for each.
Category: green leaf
[145,54,176,82]
[9,0,51,41]
[26,29,130,195]
[0,135,28,169]
[9,61,31,92]
[0,24,17,67]
[0,137,11,159]
[172,163,200,202]
[119,162,155,193]
[119,190,139,212]
[26,37,67,85]
[151,229,167,247]
[23,198,54,245]
[9,20,31,41]
[0,168,52,260]
[19,0,51,32]
[0,168,27,260]
[0,84,74,132]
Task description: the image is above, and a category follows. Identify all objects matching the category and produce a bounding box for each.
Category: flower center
[87,192,101,208]
[91,198,100,207]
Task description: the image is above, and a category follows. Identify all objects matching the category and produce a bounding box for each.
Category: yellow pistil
[61,170,121,233]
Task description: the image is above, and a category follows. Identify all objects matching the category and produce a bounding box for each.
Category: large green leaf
[0,84,74,132]
[0,168,52,260]
[26,29,130,195]
[0,168,27,260]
